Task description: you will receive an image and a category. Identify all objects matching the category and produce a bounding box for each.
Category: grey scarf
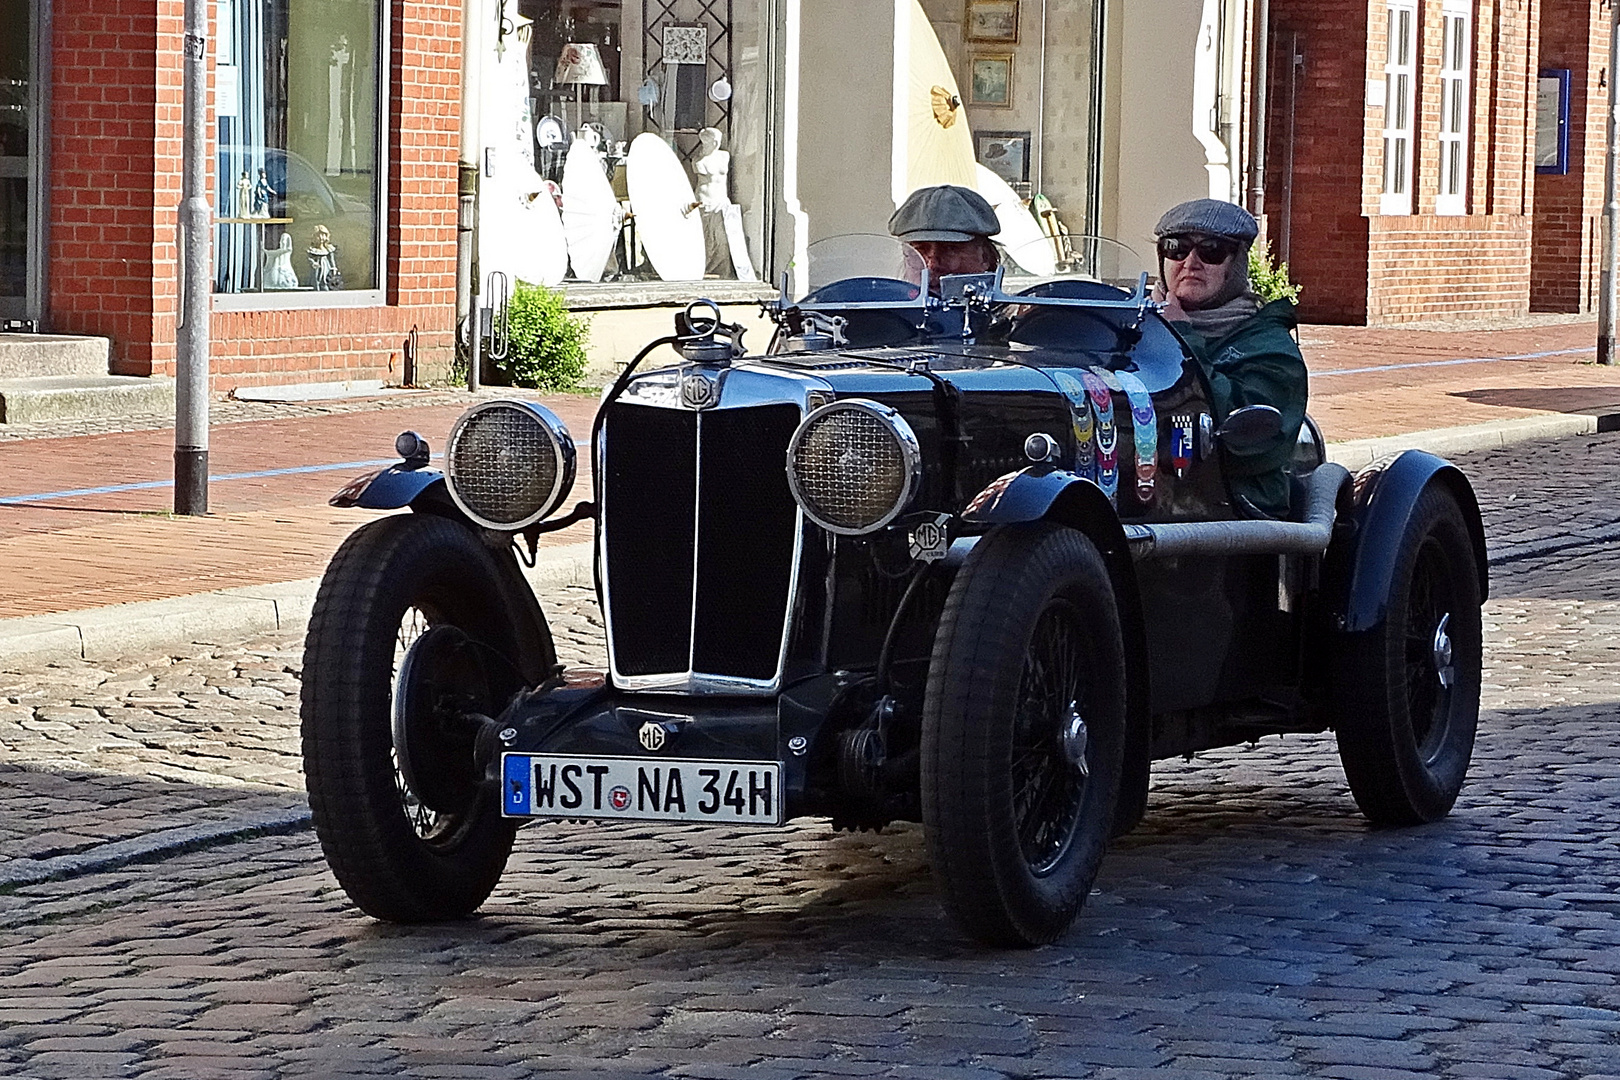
[1180,292,1262,343]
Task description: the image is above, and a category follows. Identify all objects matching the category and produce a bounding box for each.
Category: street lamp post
[456,0,484,391]
[1601,0,1620,366]
[175,0,212,513]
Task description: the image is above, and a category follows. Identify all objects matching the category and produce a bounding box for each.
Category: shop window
[505,0,771,285]
[926,0,1105,277]
[213,0,384,300]
[1436,1,1470,216]
[1381,0,1416,215]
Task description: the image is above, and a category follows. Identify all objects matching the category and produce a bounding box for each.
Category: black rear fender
[1329,450,1489,634]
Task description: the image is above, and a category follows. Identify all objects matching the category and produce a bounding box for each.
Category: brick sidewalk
[1,319,1616,619]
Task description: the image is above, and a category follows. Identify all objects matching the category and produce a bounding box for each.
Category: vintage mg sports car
[305,237,1486,946]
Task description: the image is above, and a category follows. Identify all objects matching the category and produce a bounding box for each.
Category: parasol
[903,0,978,195]
[562,137,621,282]
[975,164,1056,276]
[626,133,705,282]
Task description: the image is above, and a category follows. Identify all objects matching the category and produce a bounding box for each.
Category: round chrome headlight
[786,399,922,535]
[445,400,576,530]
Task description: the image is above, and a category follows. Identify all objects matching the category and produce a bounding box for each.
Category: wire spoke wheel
[1333,484,1482,826]
[302,514,553,922]
[391,606,450,843]
[924,523,1126,947]
[1011,600,1090,875]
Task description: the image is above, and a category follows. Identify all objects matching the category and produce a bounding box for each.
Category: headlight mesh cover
[788,402,918,534]
[447,403,565,528]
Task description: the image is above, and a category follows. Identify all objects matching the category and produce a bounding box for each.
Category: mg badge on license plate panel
[502,754,783,826]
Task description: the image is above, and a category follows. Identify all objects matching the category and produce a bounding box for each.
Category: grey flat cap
[890,185,1001,242]
[1154,198,1259,242]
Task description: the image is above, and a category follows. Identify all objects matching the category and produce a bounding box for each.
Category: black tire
[302,514,547,922]
[922,523,1127,947]
[1332,485,1482,826]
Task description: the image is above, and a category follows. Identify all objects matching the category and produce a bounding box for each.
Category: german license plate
[501,754,783,826]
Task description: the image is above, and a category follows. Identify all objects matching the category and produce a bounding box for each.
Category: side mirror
[1217,404,1283,450]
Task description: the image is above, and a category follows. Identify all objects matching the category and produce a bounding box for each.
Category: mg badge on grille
[908,513,952,563]
[638,722,668,751]
[679,371,720,410]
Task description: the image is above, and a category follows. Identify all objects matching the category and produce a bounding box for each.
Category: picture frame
[966,0,1020,44]
[975,130,1031,184]
[968,54,1014,108]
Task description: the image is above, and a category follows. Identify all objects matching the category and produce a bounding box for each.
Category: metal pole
[175,0,211,514]
[1600,1,1620,365]
[1246,0,1269,220]
[456,0,484,390]
[1280,31,1302,266]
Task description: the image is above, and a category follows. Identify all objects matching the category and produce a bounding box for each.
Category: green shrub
[1248,240,1303,304]
[493,282,591,391]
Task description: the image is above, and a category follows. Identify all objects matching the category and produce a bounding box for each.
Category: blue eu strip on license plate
[502,754,784,826]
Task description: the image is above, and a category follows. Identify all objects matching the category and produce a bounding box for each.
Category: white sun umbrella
[626,133,705,282]
[562,137,621,282]
[903,0,977,195]
[975,164,1056,276]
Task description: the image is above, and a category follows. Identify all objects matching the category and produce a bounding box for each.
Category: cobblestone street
[0,434,1616,1079]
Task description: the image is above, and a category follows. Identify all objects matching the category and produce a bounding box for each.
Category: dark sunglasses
[1157,235,1242,265]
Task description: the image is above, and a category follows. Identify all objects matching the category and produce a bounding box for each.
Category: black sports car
[307,235,1486,947]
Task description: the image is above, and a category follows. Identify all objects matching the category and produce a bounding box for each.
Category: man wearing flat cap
[890,184,1002,289]
[1154,197,1307,518]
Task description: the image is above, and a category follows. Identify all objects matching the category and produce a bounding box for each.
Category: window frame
[211,0,391,312]
[1435,0,1471,216]
[1380,0,1418,216]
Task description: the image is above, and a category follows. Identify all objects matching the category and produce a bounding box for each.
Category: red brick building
[1260,0,1609,325]
[6,0,461,387]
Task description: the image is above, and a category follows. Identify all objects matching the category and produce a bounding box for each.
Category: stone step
[0,376,176,425]
[0,334,112,379]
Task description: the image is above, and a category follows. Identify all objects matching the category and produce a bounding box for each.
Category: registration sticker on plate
[501,754,783,826]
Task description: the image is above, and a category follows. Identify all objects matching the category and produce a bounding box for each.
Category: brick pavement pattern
[0,433,1615,1077]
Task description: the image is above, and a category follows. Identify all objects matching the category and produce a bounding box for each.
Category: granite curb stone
[0,541,592,668]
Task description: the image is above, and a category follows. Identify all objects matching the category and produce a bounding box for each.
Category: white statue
[691,126,731,212]
[690,127,757,280]
[261,233,299,290]
[235,171,254,219]
[306,225,342,290]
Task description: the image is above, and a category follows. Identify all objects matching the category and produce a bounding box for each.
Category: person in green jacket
[1153,198,1308,518]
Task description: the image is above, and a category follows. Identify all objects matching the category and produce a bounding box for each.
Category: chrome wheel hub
[1432,612,1455,689]
[1061,702,1090,779]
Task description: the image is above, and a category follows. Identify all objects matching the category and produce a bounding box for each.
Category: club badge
[1115,370,1157,504]
[1079,370,1118,499]
[1051,371,1096,482]
[1171,414,1195,477]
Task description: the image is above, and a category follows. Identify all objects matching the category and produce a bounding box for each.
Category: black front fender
[331,465,449,511]
[1333,450,1489,633]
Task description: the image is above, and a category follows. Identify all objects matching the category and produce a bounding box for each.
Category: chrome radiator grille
[601,400,803,689]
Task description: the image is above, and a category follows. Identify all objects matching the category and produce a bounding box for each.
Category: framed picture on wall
[975,130,1030,184]
[966,0,1019,43]
[968,54,1014,107]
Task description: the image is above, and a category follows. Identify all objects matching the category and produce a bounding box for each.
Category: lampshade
[554,43,609,86]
